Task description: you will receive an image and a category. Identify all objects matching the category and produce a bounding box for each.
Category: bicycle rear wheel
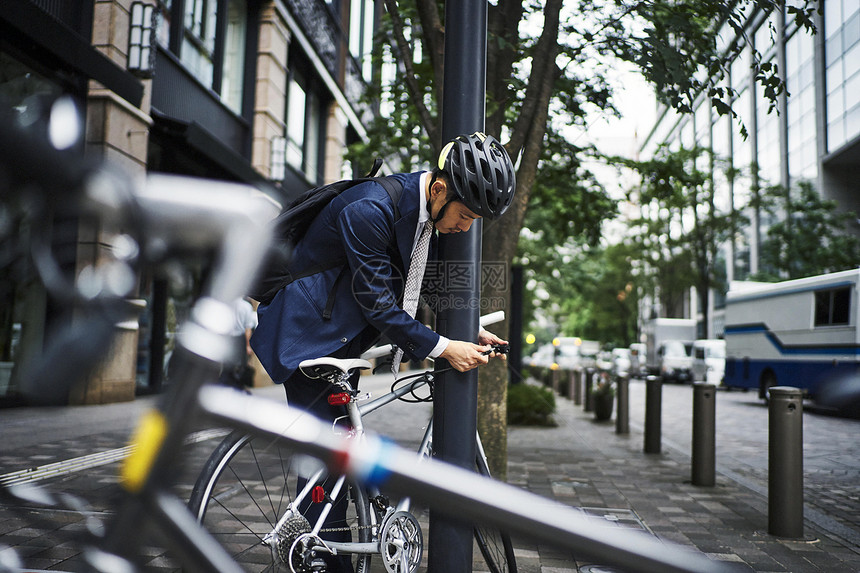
[188,430,372,573]
[473,452,518,573]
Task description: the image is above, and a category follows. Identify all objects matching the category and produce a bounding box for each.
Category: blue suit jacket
[251,171,440,383]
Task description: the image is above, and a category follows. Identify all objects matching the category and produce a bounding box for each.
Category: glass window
[284,64,325,184]
[158,0,249,115]
[845,11,860,50]
[156,0,173,47]
[814,287,851,326]
[0,51,67,399]
[826,3,860,153]
[756,58,780,186]
[349,0,375,81]
[221,0,247,114]
[181,0,217,86]
[786,29,816,183]
[286,73,307,171]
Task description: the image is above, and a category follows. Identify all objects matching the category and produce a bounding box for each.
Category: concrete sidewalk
[501,379,860,573]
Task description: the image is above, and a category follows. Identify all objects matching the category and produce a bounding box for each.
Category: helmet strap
[430,199,454,225]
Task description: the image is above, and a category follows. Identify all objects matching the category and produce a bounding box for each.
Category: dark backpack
[250,159,403,308]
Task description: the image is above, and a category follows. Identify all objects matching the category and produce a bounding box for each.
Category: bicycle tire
[188,430,372,573]
[473,453,518,573]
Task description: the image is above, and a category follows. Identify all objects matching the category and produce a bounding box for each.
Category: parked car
[629,343,646,377]
[611,347,632,376]
[692,339,726,384]
[550,337,601,371]
[527,343,556,369]
[658,339,694,383]
[595,350,614,372]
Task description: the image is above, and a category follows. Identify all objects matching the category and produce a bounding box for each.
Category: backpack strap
[376,176,402,221]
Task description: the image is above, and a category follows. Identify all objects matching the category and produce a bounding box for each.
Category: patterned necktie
[392,220,433,374]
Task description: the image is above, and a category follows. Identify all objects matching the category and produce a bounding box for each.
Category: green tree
[348,0,816,478]
[619,145,738,327]
[754,181,860,281]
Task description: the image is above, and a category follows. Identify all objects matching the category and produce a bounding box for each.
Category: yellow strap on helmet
[437,132,488,170]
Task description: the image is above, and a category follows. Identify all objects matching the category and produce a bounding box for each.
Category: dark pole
[429,1,487,572]
[644,376,663,454]
[768,386,804,538]
[691,383,716,486]
[509,265,524,383]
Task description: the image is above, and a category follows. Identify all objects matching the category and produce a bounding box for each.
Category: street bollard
[572,369,582,405]
[644,375,662,454]
[615,374,629,435]
[551,367,560,394]
[583,368,594,412]
[691,383,716,486]
[567,370,576,400]
[768,386,804,538]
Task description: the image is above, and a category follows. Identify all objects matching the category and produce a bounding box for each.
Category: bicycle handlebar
[359,311,506,360]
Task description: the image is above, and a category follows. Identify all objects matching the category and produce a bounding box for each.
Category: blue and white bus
[723,268,860,400]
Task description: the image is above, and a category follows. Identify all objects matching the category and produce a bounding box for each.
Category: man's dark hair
[430,167,458,202]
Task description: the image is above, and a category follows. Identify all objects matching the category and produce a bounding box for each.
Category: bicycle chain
[319,523,376,533]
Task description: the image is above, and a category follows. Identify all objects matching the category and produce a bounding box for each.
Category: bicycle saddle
[299,357,372,378]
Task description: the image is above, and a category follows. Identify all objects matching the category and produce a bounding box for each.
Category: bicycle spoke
[226,460,277,529]
[210,494,269,545]
[248,440,280,520]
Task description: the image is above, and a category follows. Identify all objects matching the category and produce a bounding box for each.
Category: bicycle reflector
[312,486,326,504]
[328,392,351,405]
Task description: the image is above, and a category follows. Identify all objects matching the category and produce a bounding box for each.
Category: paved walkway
[1,374,859,572]
[501,379,860,573]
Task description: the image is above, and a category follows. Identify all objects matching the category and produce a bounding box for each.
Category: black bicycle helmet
[437,132,516,220]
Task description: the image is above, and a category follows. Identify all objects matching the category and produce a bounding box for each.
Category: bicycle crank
[379,510,422,573]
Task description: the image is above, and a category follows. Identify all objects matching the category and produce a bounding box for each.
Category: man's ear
[430,177,447,198]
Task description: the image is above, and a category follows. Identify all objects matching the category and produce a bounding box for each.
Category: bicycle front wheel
[474,452,518,573]
[188,430,372,573]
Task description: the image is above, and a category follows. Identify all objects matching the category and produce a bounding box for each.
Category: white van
[657,339,694,383]
[692,339,726,384]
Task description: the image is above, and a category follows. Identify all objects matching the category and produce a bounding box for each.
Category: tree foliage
[617,145,737,324]
[754,182,860,281]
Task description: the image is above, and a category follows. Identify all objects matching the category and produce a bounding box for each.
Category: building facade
[639,0,860,338]
[0,0,379,404]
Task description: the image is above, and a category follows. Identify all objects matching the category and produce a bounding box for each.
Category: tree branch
[507,0,562,157]
[415,0,445,107]
[382,0,439,145]
[486,0,525,135]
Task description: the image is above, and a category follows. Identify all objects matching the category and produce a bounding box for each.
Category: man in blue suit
[252,132,516,404]
[250,132,516,571]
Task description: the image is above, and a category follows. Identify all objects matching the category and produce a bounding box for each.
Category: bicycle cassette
[271,514,311,566]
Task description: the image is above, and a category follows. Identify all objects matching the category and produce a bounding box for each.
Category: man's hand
[478,329,509,361]
[440,340,491,372]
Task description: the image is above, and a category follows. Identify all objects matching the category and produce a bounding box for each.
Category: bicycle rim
[473,454,518,573]
[188,431,372,573]
[474,525,517,573]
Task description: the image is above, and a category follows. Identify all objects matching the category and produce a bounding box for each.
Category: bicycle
[0,98,731,573]
[187,342,517,573]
